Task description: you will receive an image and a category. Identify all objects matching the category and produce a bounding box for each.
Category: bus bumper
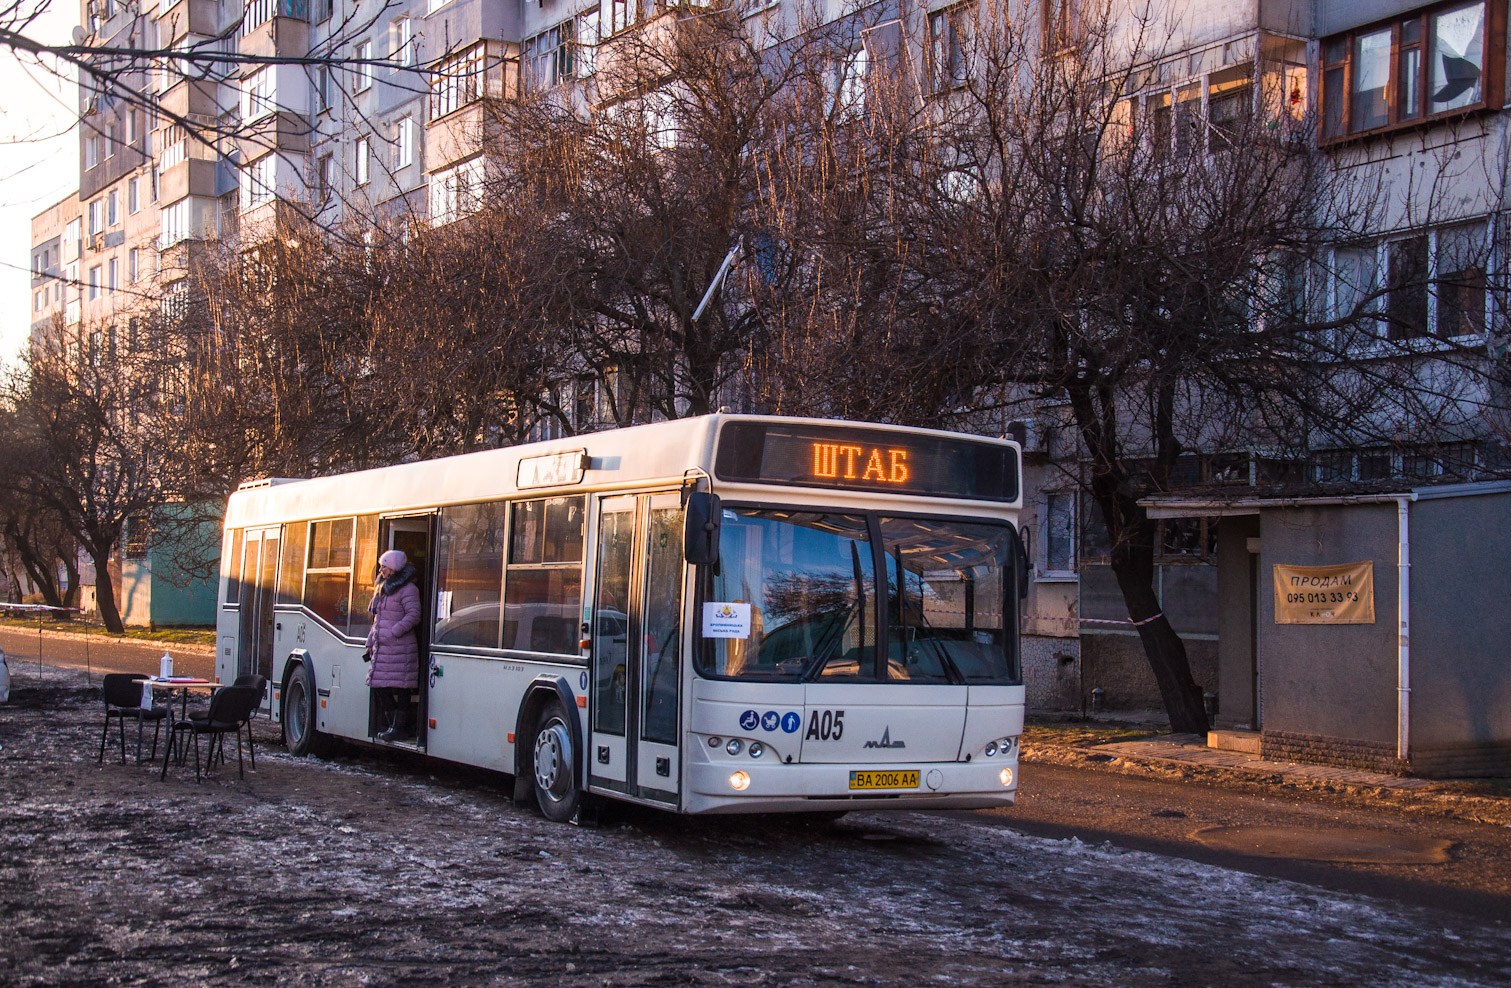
[683,756,1020,815]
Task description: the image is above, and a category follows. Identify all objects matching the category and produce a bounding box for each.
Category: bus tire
[282,662,328,758]
[531,699,580,823]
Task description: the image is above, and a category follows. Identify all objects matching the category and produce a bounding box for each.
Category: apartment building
[25,0,1510,660]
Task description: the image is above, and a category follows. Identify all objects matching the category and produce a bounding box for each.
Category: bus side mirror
[685,492,722,567]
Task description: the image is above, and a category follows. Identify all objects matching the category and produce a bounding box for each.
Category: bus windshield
[696,508,1019,684]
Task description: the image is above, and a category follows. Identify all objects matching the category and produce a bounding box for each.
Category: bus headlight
[729,770,751,791]
[748,742,764,758]
[985,741,998,757]
[726,739,743,756]
[999,767,1014,787]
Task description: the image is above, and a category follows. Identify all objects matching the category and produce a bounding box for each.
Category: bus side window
[503,496,585,655]
[347,515,380,637]
[277,523,306,606]
[224,529,243,605]
[305,518,355,633]
[434,501,507,648]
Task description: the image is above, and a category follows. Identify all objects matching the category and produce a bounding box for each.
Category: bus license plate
[848,769,920,791]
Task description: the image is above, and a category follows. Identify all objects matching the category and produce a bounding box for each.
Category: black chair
[98,673,168,765]
[162,686,262,781]
[189,674,267,770]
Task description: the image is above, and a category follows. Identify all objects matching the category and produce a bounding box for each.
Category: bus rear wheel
[283,663,328,757]
[531,700,580,823]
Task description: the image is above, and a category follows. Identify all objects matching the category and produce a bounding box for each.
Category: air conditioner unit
[1005,419,1047,454]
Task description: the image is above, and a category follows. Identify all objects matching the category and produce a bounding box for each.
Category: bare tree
[0,323,182,631]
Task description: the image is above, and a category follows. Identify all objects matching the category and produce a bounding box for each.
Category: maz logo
[863,727,906,750]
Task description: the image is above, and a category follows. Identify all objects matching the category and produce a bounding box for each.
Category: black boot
[377,705,400,742]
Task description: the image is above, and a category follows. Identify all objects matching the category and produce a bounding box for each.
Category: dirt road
[3,662,1509,987]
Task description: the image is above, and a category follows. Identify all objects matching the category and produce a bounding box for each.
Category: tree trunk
[6,522,63,608]
[60,550,81,609]
[85,540,124,633]
[1106,553,1210,735]
[1087,472,1210,735]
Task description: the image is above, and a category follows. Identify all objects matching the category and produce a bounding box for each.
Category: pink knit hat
[379,549,408,571]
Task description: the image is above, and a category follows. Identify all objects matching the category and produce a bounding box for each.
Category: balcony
[239,0,309,61]
[425,103,502,172]
[155,0,218,45]
[159,158,218,203]
[237,110,314,159]
[158,76,221,119]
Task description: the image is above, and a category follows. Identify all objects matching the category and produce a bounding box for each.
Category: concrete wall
[1408,490,1511,750]
[1080,632,1218,718]
[1023,633,1081,712]
[1257,503,1399,745]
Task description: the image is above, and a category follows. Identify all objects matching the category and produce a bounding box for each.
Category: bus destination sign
[715,422,1018,502]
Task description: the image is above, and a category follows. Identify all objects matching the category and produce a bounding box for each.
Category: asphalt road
[973,763,1511,921]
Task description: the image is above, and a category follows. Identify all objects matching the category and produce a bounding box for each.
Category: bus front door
[238,528,280,694]
[591,493,684,805]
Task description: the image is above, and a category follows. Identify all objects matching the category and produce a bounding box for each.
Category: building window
[242,66,276,121]
[355,137,370,185]
[108,257,117,293]
[609,0,635,35]
[524,20,575,90]
[84,133,100,169]
[88,199,102,235]
[107,190,118,226]
[396,116,414,168]
[1436,221,1488,336]
[928,3,973,94]
[430,43,485,118]
[88,265,101,300]
[830,46,869,119]
[428,156,483,225]
[395,16,413,66]
[1041,492,1076,576]
[1387,235,1430,338]
[128,247,139,284]
[1044,0,1073,51]
[316,152,332,204]
[1321,1,1495,141]
[125,515,152,559]
[356,41,373,92]
[127,177,139,214]
[1206,65,1253,151]
[313,65,330,113]
[161,200,190,247]
[241,153,278,210]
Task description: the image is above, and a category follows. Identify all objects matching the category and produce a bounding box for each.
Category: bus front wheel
[283,663,328,757]
[531,700,580,823]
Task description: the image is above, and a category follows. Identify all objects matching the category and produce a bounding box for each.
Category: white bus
[218,415,1026,821]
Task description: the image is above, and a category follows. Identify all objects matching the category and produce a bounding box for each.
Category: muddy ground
[2,662,1510,987]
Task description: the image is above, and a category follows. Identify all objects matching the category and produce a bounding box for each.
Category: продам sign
[1273,562,1375,624]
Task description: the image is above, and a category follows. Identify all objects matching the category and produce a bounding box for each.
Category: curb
[1022,743,1511,828]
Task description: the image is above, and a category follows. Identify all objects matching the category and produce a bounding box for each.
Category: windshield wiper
[799,602,855,681]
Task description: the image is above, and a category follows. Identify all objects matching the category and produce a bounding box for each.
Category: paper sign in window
[702,602,752,639]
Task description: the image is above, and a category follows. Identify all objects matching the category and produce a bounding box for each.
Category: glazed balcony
[239,0,309,61]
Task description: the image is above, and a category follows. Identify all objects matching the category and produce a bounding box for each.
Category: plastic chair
[162,686,262,781]
[98,673,168,765]
[189,674,267,770]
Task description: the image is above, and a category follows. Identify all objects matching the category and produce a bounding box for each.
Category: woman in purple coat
[366,549,421,741]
